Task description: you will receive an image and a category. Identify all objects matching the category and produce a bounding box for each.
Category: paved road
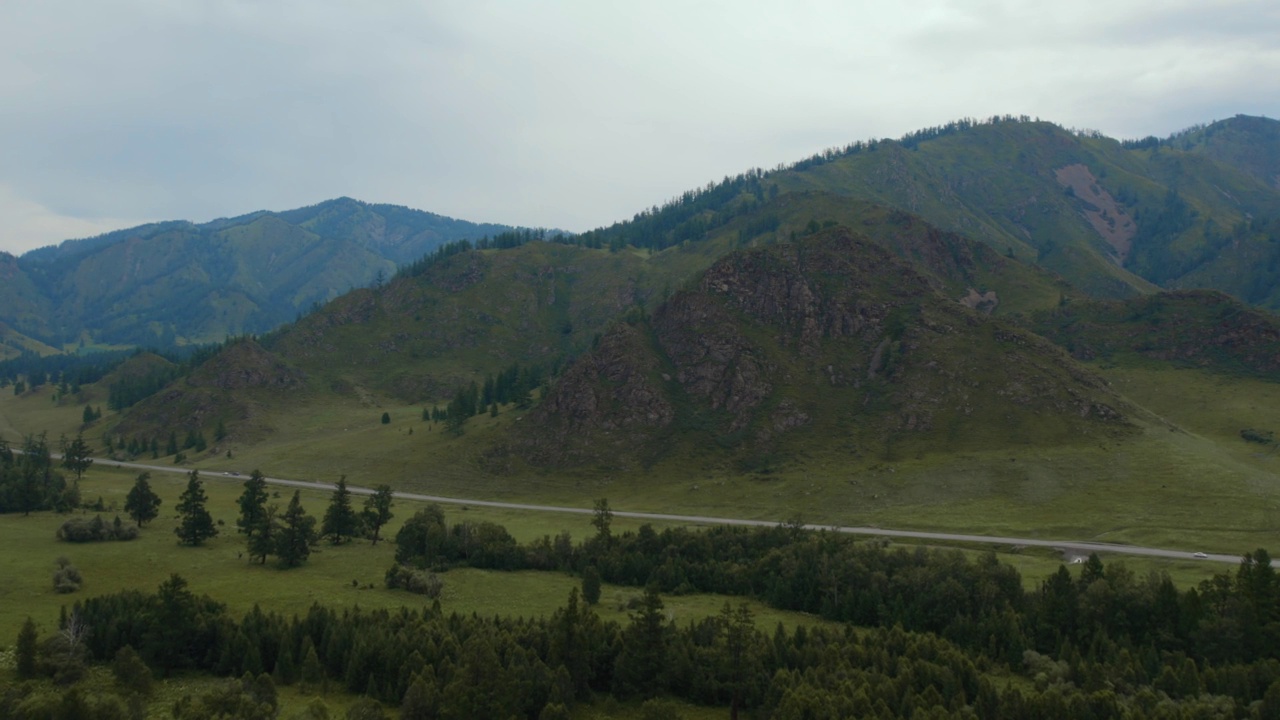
[90,457,1249,566]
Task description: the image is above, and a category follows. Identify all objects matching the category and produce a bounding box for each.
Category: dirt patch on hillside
[958,288,998,315]
[1054,164,1136,265]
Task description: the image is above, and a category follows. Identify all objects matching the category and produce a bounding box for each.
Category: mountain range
[0,198,535,353]
[7,113,1280,506]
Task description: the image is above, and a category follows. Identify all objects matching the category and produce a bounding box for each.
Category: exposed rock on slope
[513,228,1131,471]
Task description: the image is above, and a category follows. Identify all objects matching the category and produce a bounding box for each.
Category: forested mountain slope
[581,115,1280,309]
[3,198,529,347]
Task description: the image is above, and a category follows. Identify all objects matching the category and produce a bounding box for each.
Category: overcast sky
[1,0,1277,255]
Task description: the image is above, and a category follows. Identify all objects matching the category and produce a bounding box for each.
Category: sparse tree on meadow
[237,470,270,538]
[60,432,94,483]
[124,472,162,527]
[175,470,218,546]
[277,491,317,567]
[362,484,395,546]
[591,498,613,543]
[321,475,360,545]
[248,504,280,565]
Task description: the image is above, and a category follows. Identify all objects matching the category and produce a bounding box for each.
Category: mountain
[5,198,536,348]
[581,115,1280,310]
[53,113,1280,486]
[1163,113,1280,189]
[499,227,1131,474]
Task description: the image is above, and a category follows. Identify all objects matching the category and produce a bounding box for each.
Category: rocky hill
[506,227,1131,474]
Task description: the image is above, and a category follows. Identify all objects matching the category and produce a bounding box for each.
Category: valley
[5,114,1280,718]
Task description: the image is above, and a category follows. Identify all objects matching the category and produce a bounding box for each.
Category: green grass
[0,464,829,645]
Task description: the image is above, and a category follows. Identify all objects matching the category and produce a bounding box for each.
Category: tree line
[392,502,1280,674]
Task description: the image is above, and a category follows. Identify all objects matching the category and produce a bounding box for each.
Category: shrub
[384,564,444,598]
[56,514,139,542]
[52,558,82,594]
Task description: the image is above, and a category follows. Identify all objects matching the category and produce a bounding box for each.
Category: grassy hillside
[1025,290,1280,377]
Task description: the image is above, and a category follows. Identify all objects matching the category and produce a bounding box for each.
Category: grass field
[4,361,1277,555]
[0,464,845,644]
[0,381,1252,718]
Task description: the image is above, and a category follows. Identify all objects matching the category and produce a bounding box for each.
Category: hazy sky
[1,0,1277,255]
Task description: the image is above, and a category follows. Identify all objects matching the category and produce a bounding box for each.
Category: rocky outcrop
[512,227,1133,471]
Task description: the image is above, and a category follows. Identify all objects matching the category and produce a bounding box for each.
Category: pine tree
[248,505,279,565]
[124,472,162,527]
[321,476,359,545]
[277,491,317,567]
[60,431,94,483]
[273,643,298,686]
[582,566,602,605]
[237,470,270,538]
[300,641,324,694]
[16,616,38,678]
[174,470,218,546]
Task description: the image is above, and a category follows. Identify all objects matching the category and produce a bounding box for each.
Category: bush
[384,564,444,598]
[56,514,139,542]
[52,557,82,594]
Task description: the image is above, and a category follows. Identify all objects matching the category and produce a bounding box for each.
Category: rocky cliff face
[512,228,1131,471]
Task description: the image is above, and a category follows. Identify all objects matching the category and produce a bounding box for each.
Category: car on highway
[1193,552,1208,559]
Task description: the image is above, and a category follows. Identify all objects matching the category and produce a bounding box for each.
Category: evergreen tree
[16,616,37,679]
[582,566,602,605]
[380,412,391,425]
[247,505,279,565]
[124,472,162,527]
[174,470,218,546]
[273,643,298,686]
[277,491,317,567]
[591,498,613,543]
[237,470,270,538]
[60,431,94,483]
[300,643,324,694]
[321,476,360,545]
[112,644,154,696]
[165,431,178,456]
[401,674,439,720]
[614,585,670,698]
[361,485,395,546]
